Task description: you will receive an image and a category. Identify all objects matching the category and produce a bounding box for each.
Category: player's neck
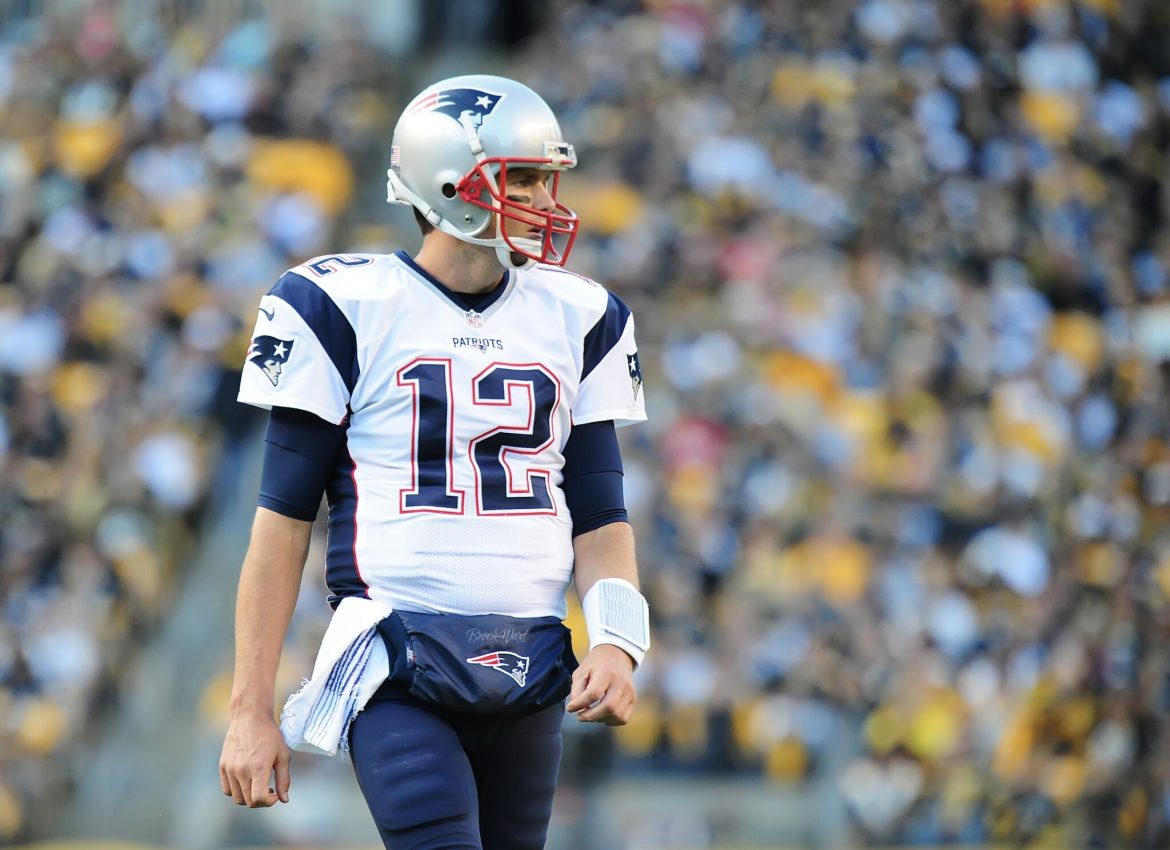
[413,237,505,295]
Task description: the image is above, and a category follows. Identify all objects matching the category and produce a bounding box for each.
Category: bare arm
[219,507,312,808]
[572,520,640,599]
[567,521,641,725]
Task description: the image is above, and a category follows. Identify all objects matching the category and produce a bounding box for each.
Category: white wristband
[582,578,650,667]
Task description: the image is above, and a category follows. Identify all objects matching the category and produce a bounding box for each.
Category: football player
[219,75,650,850]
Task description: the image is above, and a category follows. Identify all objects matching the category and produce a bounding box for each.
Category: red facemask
[456,158,580,266]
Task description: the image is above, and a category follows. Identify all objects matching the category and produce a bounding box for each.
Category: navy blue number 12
[397,361,560,515]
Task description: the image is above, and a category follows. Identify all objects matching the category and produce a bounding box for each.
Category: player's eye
[508,170,543,188]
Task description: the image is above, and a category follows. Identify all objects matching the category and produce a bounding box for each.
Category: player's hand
[566,644,637,726]
[219,712,292,808]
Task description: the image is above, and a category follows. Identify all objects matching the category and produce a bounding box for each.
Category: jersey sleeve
[237,270,359,426]
[574,291,647,428]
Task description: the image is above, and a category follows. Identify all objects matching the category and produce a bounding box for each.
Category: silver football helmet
[386,74,580,269]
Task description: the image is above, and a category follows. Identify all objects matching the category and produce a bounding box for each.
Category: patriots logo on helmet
[466,651,530,687]
[627,352,643,401]
[247,335,294,387]
[408,87,505,134]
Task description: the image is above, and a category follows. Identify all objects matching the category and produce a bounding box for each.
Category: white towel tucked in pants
[279,596,394,756]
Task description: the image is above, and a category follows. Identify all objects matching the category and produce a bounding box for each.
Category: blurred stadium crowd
[2,0,1170,847]
[0,2,399,839]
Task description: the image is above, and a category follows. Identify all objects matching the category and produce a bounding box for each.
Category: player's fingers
[248,769,275,808]
[566,668,598,711]
[576,693,617,723]
[567,677,607,713]
[567,666,591,699]
[274,748,292,804]
[239,769,256,807]
[623,688,638,720]
[603,694,636,726]
[584,682,636,725]
[575,679,623,721]
[219,761,232,797]
[226,771,246,806]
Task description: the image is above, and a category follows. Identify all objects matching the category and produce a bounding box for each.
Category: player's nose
[531,181,555,213]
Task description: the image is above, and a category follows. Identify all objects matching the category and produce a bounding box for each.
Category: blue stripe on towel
[304,631,374,739]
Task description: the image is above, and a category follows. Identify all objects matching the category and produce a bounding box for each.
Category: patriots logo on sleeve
[247,335,294,387]
[407,87,505,133]
[466,651,530,687]
[627,352,643,401]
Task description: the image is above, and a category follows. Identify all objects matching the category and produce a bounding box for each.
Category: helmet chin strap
[497,245,537,270]
[495,216,539,269]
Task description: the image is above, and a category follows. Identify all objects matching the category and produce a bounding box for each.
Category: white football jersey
[239,251,646,618]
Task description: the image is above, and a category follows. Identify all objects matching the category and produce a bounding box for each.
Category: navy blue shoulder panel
[269,271,359,395]
[581,291,631,382]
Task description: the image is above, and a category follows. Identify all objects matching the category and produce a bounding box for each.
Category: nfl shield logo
[465,310,483,329]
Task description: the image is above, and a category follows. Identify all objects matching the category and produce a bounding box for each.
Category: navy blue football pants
[348,683,565,850]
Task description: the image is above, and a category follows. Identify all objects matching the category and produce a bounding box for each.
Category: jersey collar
[393,250,514,321]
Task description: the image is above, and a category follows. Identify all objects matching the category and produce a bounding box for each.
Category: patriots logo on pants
[408,87,505,133]
[247,335,294,387]
[466,651,530,687]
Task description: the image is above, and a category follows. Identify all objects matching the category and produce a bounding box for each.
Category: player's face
[500,168,555,240]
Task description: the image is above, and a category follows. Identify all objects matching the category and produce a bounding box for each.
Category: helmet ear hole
[441,183,457,199]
